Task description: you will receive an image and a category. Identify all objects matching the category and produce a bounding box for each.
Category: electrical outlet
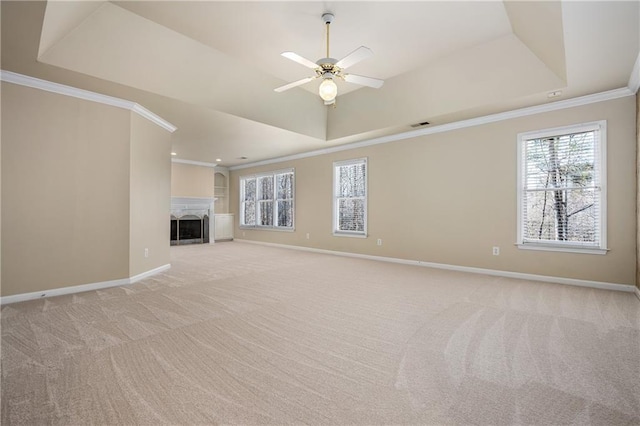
[144,248,149,258]
[492,246,500,256]
[306,233,310,239]
[377,239,382,246]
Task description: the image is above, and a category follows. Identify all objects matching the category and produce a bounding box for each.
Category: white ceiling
[2,1,639,167]
[113,1,514,96]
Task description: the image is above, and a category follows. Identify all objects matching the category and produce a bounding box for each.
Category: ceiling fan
[274,13,384,105]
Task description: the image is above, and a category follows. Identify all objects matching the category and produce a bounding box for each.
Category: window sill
[333,232,367,238]
[516,243,608,255]
[239,226,295,233]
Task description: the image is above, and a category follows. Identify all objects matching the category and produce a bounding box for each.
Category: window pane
[525,131,596,190]
[258,176,273,201]
[277,200,293,227]
[276,173,293,200]
[338,163,366,197]
[523,188,598,243]
[243,201,256,226]
[258,201,273,226]
[243,178,256,202]
[338,198,365,232]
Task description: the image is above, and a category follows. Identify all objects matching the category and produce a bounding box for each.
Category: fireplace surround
[170,197,215,245]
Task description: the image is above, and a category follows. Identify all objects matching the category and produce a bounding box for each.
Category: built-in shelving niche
[214,170,229,213]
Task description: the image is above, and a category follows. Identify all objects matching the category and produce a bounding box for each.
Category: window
[517,121,606,254]
[240,169,294,230]
[333,158,367,237]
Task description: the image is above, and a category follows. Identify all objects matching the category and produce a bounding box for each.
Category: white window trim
[333,158,368,237]
[516,120,607,255]
[239,168,295,231]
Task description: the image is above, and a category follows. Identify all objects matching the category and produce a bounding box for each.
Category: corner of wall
[636,92,640,290]
[129,113,172,278]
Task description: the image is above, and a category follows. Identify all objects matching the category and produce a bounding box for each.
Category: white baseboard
[130,264,171,284]
[235,239,636,294]
[0,264,171,305]
[635,286,640,301]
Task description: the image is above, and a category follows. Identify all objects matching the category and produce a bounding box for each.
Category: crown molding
[230,86,634,170]
[627,51,640,94]
[171,158,218,168]
[131,104,177,133]
[1,70,177,133]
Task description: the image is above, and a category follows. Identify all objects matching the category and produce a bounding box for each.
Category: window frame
[333,158,368,238]
[239,168,295,231]
[516,121,607,255]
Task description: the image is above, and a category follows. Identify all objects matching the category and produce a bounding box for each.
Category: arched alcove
[214,169,229,213]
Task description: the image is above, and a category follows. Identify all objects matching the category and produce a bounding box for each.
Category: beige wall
[1,82,173,297]
[637,93,639,290]
[129,113,171,277]
[231,96,637,286]
[171,162,214,198]
[1,71,3,293]
[1,82,131,296]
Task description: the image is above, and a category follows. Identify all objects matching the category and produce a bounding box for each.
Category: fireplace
[170,215,210,245]
[170,197,215,246]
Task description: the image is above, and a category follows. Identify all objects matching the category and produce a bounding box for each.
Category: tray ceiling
[2,1,638,166]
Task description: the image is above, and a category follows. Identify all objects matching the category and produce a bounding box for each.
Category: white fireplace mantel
[171,196,216,211]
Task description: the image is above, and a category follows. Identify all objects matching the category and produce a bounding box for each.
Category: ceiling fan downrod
[322,13,334,58]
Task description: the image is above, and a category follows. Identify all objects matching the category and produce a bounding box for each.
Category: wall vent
[410,121,430,128]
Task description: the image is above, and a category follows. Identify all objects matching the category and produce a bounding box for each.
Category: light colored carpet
[2,242,639,425]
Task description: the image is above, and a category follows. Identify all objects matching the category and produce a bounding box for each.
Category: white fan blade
[344,74,384,89]
[335,46,374,69]
[274,76,316,92]
[281,52,319,69]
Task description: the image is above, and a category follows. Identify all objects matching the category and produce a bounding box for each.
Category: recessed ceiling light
[171,152,177,156]
[216,158,222,162]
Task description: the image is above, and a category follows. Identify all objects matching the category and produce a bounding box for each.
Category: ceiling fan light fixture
[319,77,338,102]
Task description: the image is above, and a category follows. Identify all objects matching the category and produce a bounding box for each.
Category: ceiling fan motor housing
[316,58,341,78]
[316,58,337,67]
